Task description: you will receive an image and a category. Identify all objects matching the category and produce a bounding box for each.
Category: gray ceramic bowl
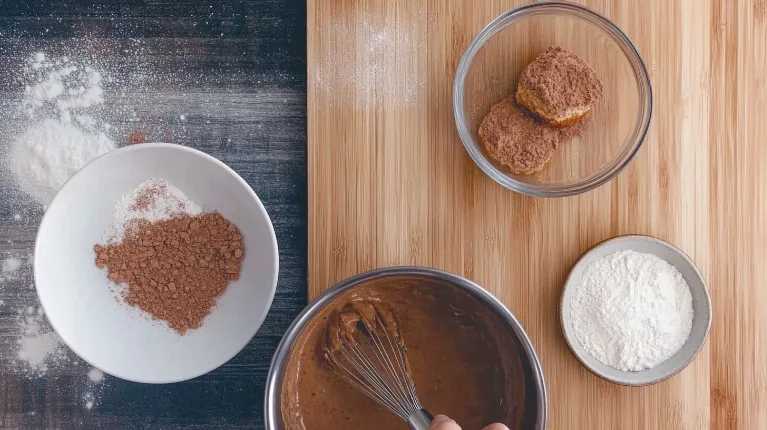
[560,235,712,386]
[265,267,547,429]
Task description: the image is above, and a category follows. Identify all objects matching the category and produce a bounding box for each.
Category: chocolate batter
[281,277,536,429]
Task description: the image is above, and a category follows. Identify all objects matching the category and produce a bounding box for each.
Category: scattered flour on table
[0,253,71,376]
[88,367,105,383]
[570,250,694,372]
[21,52,104,121]
[84,391,95,410]
[314,12,425,108]
[84,367,106,410]
[2,257,22,274]
[15,307,69,376]
[1,255,25,283]
[7,52,115,206]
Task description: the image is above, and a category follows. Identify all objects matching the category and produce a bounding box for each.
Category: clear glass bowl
[453,2,652,197]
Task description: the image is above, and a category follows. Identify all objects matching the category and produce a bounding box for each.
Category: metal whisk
[325,301,433,430]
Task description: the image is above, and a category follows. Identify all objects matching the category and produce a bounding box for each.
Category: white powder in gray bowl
[570,249,694,371]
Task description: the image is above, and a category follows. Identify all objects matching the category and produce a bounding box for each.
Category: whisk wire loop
[339,337,410,419]
[325,303,427,424]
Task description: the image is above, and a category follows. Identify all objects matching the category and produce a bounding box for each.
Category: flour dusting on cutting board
[314,12,425,108]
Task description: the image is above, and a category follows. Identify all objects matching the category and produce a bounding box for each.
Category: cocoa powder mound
[94,212,244,334]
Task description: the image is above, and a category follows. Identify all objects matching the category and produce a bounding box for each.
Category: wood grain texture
[308,0,767,428]
[0,1,306,429]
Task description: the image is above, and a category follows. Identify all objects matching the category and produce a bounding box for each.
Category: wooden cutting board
[308,1,767,428]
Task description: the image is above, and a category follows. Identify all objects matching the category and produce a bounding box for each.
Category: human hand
[429,414,510,430]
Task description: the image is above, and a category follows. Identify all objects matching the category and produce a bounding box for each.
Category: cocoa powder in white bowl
[34,143,279,383]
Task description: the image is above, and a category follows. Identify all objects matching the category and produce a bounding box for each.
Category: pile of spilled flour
[9,52,115,206]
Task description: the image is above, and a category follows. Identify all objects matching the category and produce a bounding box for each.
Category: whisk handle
[407,409,433,430]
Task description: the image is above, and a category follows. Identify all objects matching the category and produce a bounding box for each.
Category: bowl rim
[453,1,654,197]
[34,142,280,384]
[264,266,548,429]
[559,234,712,386]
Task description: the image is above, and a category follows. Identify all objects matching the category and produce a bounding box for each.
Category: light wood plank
[309,0,766,428]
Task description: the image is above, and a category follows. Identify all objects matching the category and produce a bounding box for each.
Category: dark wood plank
[0,1,306,428]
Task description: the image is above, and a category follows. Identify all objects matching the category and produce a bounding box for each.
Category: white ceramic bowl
[560,235,711,386]
[35,143,279,383]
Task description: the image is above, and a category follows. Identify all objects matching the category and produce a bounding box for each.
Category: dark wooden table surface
[0,1,307,428]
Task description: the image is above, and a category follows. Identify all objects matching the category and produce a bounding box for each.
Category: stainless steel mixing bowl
[264,266,547,429]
